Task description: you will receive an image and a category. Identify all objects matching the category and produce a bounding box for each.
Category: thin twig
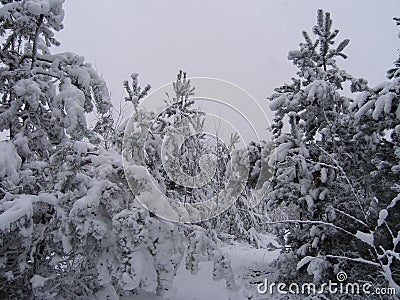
[31,14,44,70]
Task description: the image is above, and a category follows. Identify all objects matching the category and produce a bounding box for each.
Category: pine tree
[0,1,113,297]
[267,9,370,285]
[267,11,400,293]
[211,141,272,247]
[122,70,239,296]
[0,2,188,298]
[343,16,400,293]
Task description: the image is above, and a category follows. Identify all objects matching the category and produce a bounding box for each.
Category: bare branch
[264,219,357,241]
[325,255,380,267]
[31,14,44,70]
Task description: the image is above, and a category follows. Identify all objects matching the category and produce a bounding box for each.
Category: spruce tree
[268,11,400,293]
[267,9,370,284]
[0,2,187,298]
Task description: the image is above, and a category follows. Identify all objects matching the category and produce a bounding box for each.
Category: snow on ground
[173,259,240,300]
[122,292,163,300]
[224,235,281,299]
[128,233,280,300]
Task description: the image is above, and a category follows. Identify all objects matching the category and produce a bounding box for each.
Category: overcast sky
[55,0,399,140]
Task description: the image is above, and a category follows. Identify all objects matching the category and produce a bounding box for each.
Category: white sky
[55,0,399,140]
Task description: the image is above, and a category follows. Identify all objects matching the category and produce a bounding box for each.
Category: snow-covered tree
[122,70,239,295]
[0,0,114,297]
[211,141,272,247]
[0,2,188,299]
[267,8,358,251]
[340,16,400,293]
[267,10,400,294]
